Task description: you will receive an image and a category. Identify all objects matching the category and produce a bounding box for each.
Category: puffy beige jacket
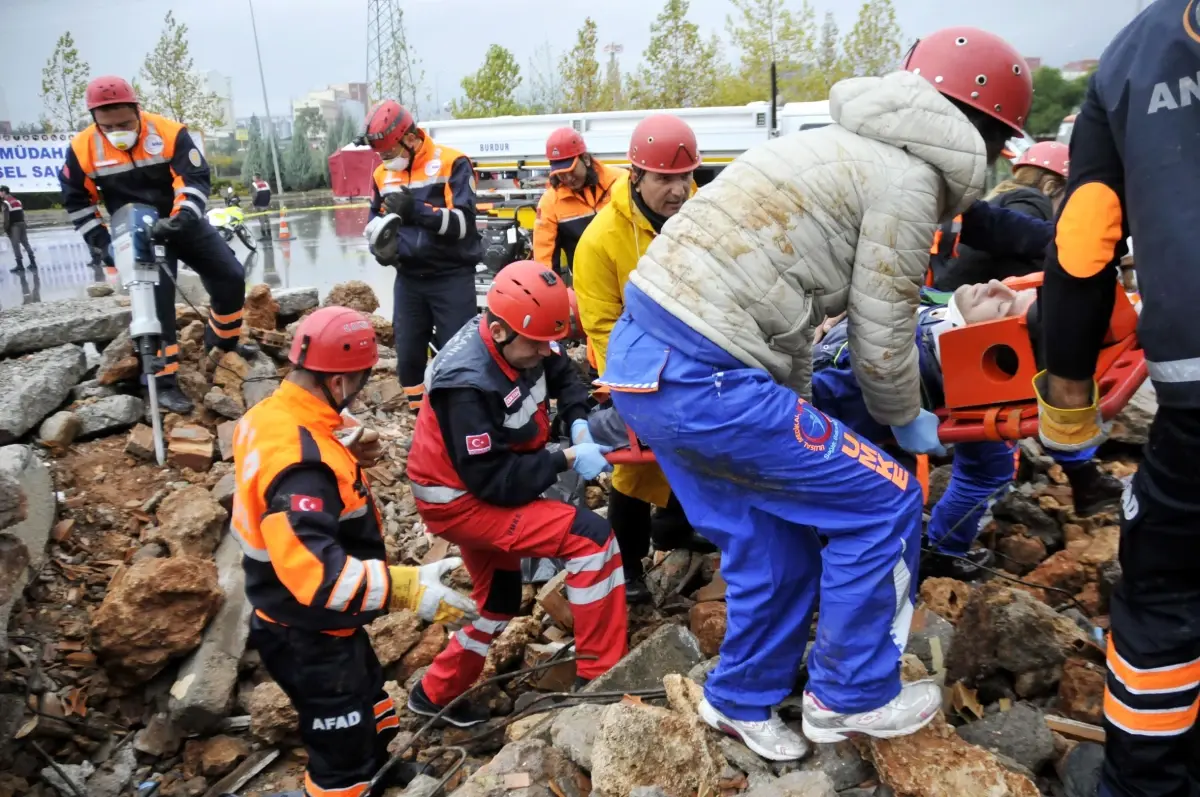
[628,71,987,427]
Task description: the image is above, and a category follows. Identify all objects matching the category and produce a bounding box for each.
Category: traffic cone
[278,207,291,241]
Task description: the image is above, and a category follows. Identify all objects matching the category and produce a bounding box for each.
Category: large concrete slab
[0,445,55,674]
[0,345,87,444]
[0,297,130,357]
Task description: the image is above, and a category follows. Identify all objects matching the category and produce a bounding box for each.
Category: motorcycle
[206,189,257,251]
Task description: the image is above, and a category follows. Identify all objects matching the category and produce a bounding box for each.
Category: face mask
[384,156,409,172]
[106,130,139,151]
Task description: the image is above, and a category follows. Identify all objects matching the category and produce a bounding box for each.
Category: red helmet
[289,306,379,372]
[904,27,1033,136]
[86,76,138,111]
[565,287,585,341]
[364,100,417,153]
[628,115,701,174]
[1013,141,1069,178]
[546,128,587,173]
[487,261,571,342]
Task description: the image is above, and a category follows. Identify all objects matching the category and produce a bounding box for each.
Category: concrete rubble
[0,281,1135,796]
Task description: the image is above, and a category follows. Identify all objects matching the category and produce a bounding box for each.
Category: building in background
[202,70,236,134]
[1024,56,1043,71]
[292,82,369,137]
[1060,59,1100,80]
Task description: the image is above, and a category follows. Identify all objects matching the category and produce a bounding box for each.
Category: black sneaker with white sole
[407,681,490,727]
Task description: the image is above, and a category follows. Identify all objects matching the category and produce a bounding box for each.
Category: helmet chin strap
[319,374,363,414]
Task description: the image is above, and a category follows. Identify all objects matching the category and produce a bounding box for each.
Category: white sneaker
[698,697,810,762]
[801,679,942,743]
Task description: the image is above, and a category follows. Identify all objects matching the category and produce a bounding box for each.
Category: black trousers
[250,617,398,795]
[1100,406,1200,797]
[392,268,477,408]
[153,219,246,386]
[607,489,696,582]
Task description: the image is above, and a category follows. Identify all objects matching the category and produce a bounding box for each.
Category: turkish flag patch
[465,433,492,455]
[291,495,324,513]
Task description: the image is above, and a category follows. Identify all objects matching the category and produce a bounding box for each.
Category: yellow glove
[1033,371,1110,452]
[388,558,477,628]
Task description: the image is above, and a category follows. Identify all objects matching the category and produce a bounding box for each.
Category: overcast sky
[1,0,1140,125]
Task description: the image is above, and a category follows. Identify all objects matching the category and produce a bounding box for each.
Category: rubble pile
[0,283,1155,797]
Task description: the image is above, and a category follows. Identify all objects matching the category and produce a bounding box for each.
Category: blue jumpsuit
[811,297,1094,556]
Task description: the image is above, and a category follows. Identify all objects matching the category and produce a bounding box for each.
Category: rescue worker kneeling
[812,279,1123,580]
[405,260,629,727]
[232,306,477,797]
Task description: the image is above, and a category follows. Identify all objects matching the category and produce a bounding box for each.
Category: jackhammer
[110,203,168,465]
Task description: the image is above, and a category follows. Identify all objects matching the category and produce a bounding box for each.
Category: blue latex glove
[570,418,594,446]
[571,443,613,480]
[890,409,947,456]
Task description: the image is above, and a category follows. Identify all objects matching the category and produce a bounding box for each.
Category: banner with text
[0,133,72,193]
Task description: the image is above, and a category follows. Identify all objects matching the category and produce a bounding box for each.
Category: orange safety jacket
[533,160,624,272]
[231,381,391,633]
[926,214,963,286]
[61,111,211,241]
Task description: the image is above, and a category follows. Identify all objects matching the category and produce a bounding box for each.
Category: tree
[372,8,427,117]
[627,0,723,109]
[840,0,905,78]
[138,11,226,131]
[560,19,604,112]
[40,32,90,132]
[600,44,626,110]
[449,45,525,119]
[1027,66,1088,138]
[284,112,324,191]
[13,121,55,135]
[240,116,272,187]
[787,11,850,99]
[527,43,564,114]
[723,0,817,104]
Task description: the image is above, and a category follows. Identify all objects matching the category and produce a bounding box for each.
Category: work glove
[890,409,947,456]
[571,443,614,480]
[152,208,197,241]
[388,558,477,628]
[1033,370,1110,452]
[570,418,594,446]
[383,188,416,225]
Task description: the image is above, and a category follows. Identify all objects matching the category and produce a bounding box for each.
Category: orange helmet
[86,76,138,110]
[904,27,1033,136]
[289,306,379,372]
[628,115,701,174]
[1013,141,1069,178]
[487,261,571,342]
[546,128,587,174]
[364,100,417,154]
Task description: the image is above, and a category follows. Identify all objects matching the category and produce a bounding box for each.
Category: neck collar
[478,317,520,381]
[277,380,344,434]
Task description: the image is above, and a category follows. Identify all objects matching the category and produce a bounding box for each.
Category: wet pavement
[0,205,413,318]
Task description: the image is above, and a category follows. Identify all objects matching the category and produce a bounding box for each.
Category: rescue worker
[1,186,36,272]
[573,115,712,604]
[60,75,256,415]
[405,260,628,726]
[532,128,624,274]
[933,141,1070,290]
[363,99,482,415]
[232,305,477,797]
[812,279,1123,581]
[1033,3,1200,793]
[597,27,1054,760]
[251,172,272,240]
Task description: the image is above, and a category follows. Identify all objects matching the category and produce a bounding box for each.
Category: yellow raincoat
[573,177,671,508]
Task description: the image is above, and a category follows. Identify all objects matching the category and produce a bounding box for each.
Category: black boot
[651,495,718,554]
[1064,460,1123,517]
[9,263,23,273]
[157,385,195,414]
[407,681,490,728]
[624,577,653,605]
[923,547,994,581]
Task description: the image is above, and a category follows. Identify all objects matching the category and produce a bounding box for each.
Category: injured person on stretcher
[809,278,1123,580]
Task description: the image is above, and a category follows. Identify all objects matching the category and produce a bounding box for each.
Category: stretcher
[602,272,1147,465]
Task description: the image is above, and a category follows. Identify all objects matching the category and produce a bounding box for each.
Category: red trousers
[416,495,628,705]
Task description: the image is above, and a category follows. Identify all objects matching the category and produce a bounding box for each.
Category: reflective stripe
[558,211,596,224]
[454,627,492,657]
[472,617,509,634]
[565,537,620,575]
[326,557,366,611]
[436,207,450,235]
[409,482,467,504]
[178,200,203,218]
[69,205,100,220]
[451,208,466,240]
[94,163,135,177]
[374,697,395,717]
[361,559,389,611]
[503,375,548,429]
[887,545,915,651]
[177,186,207,204]
[231,523,270,562]
[1147,357,1200,384]
[340,505,368,520]
[78,218,102,236]
[566,567,625,605]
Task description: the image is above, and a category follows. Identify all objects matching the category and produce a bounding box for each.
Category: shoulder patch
[291,495,324,513]
[188,148,202,168]
[465,433,492,455]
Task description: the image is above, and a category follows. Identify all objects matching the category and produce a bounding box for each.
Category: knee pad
[569,507,613,547]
